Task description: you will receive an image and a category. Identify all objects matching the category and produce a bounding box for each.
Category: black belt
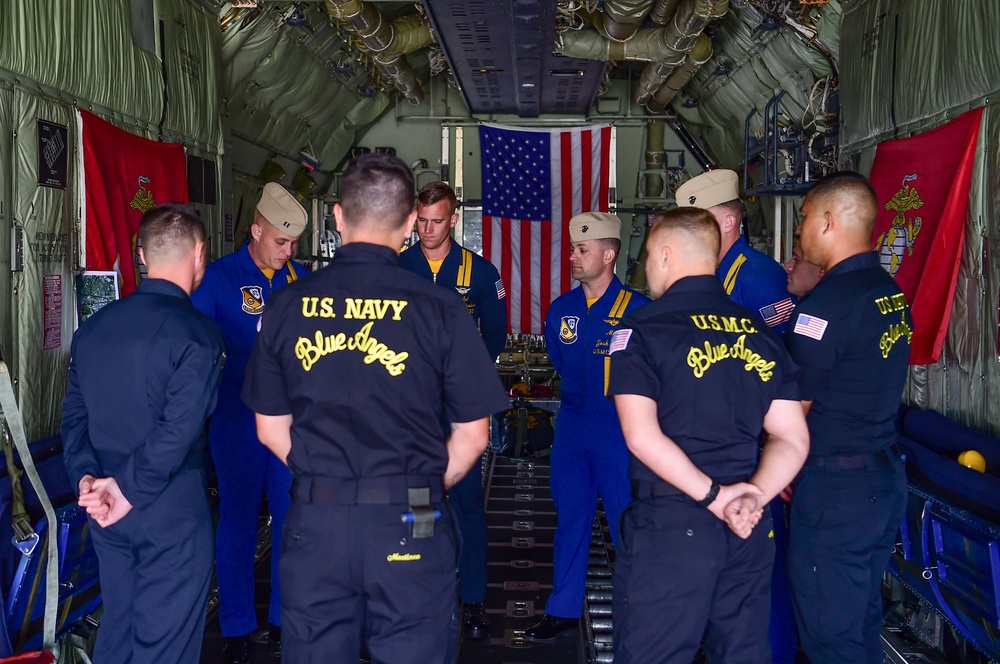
[292,475,444,505]
[631,476,745,501]
[804,445,899,472]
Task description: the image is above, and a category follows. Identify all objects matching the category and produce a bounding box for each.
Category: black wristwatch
[696,481,720,508]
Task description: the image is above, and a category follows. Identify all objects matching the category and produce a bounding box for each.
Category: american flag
[759,297,795,328]
[793,312,829,340]
[480,123,612,334]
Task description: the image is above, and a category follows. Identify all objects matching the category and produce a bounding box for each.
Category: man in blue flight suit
[525,212,650,642]
[62,204,225,664]
[607,207,809,664]
[398,181,508,639]
[191,182,308,663]
[786,172,911,664]
[676,168,799,663]
[676,169,795,336]
[242,153,509,662]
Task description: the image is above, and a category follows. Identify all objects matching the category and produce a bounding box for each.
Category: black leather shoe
[266,623,282,656]
[524,614,579,642]
[462,602,490,639]
[221,635,250,664]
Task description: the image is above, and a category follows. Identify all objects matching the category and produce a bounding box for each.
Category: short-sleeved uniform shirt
[608,275,799,487]
[242,243,509,479]
[718,235,795,337]
[398,240,508,360]
[785,252,912,457]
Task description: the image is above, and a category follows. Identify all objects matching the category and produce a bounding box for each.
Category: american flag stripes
[759,297,795,328]
[480,123,612,334]
[793,313,829,340]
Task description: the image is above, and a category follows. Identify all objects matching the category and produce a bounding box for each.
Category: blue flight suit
[607,275,799,664]
[542,277,649,619]
[242,243,509,662]
[62,278,225,664]
[718,235,795,337]
[399,239,508,605]
[718,233,798,664]
[191,241,305,637]
[785,252,910,664]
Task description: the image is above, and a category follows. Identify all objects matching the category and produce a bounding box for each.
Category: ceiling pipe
[558,25,695,62]
[599,0,656,42]
[649,0,683,25]
[323,0,431,104]
[646,33,713,112]
[633,0,727,108]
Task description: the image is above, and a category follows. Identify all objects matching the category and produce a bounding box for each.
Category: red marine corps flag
[80,110,188,296]
[869,108,983,365]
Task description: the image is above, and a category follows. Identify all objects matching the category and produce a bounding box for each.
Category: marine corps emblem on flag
[559,316,580,344]
[874,173,923,277]
[129,175,156,214]
[241,286,265,314]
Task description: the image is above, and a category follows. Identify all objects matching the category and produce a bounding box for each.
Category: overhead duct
[595,0,655,42]
[323,0,432,104]
[646,33,713,113]
[634,0,728,107]
[559,25,700,62]
[649,0,683,25]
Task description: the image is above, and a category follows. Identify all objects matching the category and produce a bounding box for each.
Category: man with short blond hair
[609,206,808,663]
[398,180,508,639]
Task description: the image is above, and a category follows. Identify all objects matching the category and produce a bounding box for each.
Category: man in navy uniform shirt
[192,182,307,662]
[398,181,507,639]
[242,153,508,662]
[607,207,808,664]
[525,212,650,642]
[63,203,225,664]
[676,168,800,662]
[786,172,911,664]
[676,169,794,337]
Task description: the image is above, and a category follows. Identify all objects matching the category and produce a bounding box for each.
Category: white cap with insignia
[257,182,308,238]
[569,211,621,242]
[675,169,741,210]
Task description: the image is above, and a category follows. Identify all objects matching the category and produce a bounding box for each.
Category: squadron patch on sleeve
[609,329,633,354]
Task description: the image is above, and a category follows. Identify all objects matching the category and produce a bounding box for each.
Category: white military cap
[675,169,741,210]
[569,211,621,242]
[257,182,308,238]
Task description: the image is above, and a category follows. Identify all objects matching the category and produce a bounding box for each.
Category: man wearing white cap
[525,212,650,642]
[192,182,308,663]
[675,169,799,663]
[675,169,794,337]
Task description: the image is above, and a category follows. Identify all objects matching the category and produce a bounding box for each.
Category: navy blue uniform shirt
[242,243,509,479]
[398,240,508,360]
[608,275,799,487]
[62,278,226,509]
[786,251,912,457]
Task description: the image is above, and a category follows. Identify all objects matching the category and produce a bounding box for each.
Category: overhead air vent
[421,0,605,115]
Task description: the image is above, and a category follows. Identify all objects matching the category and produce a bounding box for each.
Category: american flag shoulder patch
[495,279,506,299]
[793,313,829,340]
[609,329,633,354]
[759,297,795,327]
